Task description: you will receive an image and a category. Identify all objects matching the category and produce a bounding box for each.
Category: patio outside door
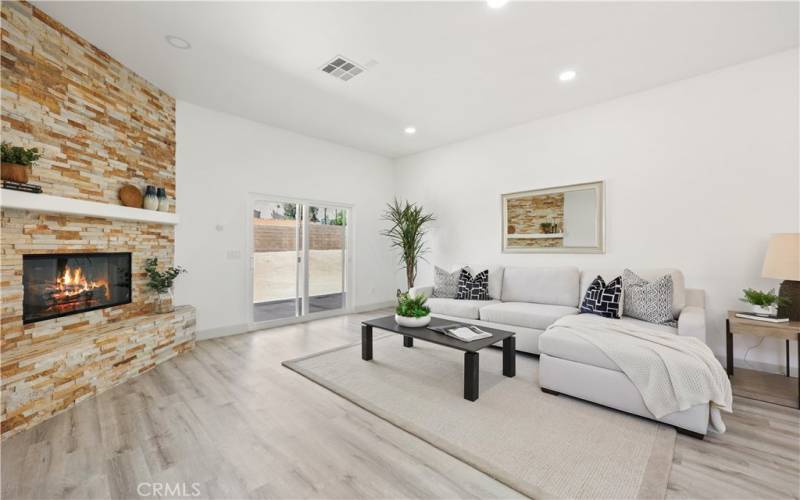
[251,198,348,323]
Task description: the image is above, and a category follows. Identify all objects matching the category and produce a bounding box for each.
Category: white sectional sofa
[410,266,711,437]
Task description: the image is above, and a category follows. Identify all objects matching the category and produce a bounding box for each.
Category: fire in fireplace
[23,253,132,324]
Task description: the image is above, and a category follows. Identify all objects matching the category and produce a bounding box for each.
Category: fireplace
[23,252,132,324]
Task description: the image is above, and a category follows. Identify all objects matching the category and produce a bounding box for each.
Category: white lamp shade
[761,233,800,281]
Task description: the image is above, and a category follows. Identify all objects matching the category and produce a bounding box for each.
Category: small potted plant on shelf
[741,288,789,316]
[145,258,187,314]
[1,142,41,184]
[395,292,432,327]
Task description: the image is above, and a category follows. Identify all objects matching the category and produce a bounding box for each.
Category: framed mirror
[501,180,604,253]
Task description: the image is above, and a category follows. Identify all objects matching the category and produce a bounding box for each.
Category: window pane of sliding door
[252,201,300,322]
[306,205,346,313]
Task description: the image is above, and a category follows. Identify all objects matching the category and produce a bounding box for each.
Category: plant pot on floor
[395,314,431,328]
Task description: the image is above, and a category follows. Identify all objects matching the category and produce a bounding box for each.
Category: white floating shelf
[507,233,564,239]
[0,189,180,225]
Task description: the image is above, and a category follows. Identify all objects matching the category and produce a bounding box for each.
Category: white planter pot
[751,304,776,316]
[394,314,431,328]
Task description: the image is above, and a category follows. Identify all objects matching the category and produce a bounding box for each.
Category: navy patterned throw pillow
[580,275,623,318]
[455,268,490,300]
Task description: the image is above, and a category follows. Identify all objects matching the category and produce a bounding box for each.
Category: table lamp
[762,233,800,320]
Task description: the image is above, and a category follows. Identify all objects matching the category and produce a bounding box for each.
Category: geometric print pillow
[580,275,623,318]
[432,266,461,298]
[622,269,675,325]
[455,268,490,300]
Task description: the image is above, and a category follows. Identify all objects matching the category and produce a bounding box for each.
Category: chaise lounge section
[410,266,713,436]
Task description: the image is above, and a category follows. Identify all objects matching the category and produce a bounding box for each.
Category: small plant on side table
[395,292,432,327]
[741,288,789,316]
[145,258,186,314]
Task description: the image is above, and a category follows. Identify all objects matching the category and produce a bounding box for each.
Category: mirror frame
[501,180,605,254]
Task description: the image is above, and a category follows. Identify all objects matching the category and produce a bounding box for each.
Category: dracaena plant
[395,292,431,318]
[144,258,187,294]
[381,198,435,290]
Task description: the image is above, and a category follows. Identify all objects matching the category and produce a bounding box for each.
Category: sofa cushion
[580,275,623,319]
[465,265,504,300]
[479,302,579,330]
[622,269,675,325]
[500,266,580,307]
[455,268,490,300]
[538,315,678,372]
[427,298,500,320]
[539,329,620,372]
[432,266,460,298]
[580,269,686,318]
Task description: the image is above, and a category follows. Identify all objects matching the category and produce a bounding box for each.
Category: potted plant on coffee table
[145,258,187,314]
[741,288,789,316]
[395,292,432,327]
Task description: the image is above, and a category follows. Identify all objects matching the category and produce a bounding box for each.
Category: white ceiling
[35,1,799,158]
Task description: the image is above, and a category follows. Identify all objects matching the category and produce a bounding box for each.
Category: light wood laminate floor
[2,310,798,499]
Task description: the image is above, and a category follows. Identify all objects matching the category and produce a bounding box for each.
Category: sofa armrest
[678,305,706,343]
[409,285,433,299]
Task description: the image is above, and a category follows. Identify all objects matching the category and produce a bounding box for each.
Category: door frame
[246,192,355,329]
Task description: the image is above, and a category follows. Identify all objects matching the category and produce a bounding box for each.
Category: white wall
[394,50,799,371]
[175,101,397,336]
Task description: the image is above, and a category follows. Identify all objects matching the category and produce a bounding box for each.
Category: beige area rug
[283,336,676,499]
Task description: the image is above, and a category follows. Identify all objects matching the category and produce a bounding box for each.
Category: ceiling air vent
[320,56,365,82]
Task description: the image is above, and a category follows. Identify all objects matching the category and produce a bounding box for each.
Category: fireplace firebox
[23,252,132,324]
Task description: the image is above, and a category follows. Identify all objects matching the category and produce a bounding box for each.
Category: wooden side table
[726,311,800,409]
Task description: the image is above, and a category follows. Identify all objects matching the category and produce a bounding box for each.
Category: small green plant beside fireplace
[145,258,186,314]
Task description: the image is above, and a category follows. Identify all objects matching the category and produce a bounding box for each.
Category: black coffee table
[361,316,516,401]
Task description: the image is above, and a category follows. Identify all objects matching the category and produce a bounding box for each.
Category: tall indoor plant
[381,198,435,290]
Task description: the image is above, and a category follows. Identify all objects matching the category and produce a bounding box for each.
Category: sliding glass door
[251,198,348,323]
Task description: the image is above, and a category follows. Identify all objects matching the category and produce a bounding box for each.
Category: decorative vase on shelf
[157,187,169,212]
[155,289,174,314]
[143,185,159,210]
[394,314,431,328]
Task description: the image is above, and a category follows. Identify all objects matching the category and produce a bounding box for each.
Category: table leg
[503,337,516,377]
[403,336,414,348]
[726,319,733,376]
[361,324,373,361]
[786,339,790,377]
[464,352,479,401]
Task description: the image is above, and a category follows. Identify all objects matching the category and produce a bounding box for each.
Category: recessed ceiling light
[165,35,191,50]
[487,0,509,8]
[558,69,577,82]
[404,127,416,135]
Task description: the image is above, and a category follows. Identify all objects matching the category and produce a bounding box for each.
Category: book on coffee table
[428,323,493,342]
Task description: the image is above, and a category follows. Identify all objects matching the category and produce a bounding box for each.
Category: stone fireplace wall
[1,2,192,439]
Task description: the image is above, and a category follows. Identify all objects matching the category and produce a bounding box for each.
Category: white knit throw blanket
[546,314,733,433]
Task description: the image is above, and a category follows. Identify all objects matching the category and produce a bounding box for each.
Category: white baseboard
[353,300,395,313]
[196,323,249,340]
[196,301,395,340]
